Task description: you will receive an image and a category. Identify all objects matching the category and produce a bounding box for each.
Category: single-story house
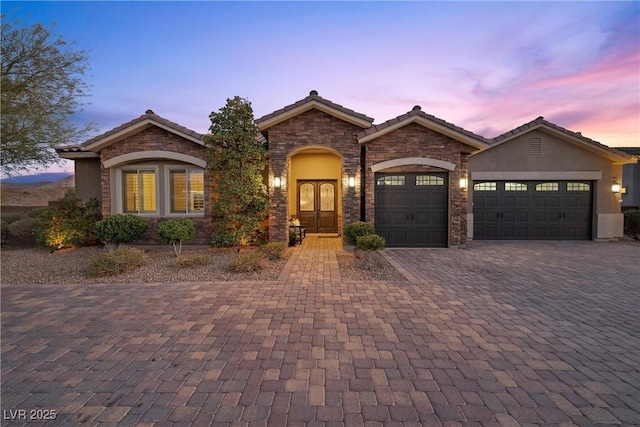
[56,91,635,246]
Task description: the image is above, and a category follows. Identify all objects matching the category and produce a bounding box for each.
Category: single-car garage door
[473,180,593,240]
[375,172,448,247]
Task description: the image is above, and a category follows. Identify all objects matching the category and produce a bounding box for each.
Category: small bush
[95,214,149,248]
[260,242,288,260]
[343,221,375,245]
[89,248,146,277]
[624,210,640,241]
[174,253,211,268]
[1,213,23,224]
[7,217,39,239]
[355,234,386,251]
[157,218,196,257]
[28,207,52,219]
[211,230,242,248]
[229,250,266,272]
[34,192,101,249]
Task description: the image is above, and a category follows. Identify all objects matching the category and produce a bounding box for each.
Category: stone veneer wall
[363,123,472,246]
[100,126,212,244]
[266,109,364,242]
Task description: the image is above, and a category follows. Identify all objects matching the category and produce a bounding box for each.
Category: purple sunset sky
[4,1,639,173]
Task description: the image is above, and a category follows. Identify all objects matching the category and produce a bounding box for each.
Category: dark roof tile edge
[492,117,633,158]
[255,92,374,124]
[359,108,490,144]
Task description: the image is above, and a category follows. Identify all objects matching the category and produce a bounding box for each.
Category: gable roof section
[488,116,634,164]
[255,90,374,130]
[358,106,489,150]
[56,110,205,156]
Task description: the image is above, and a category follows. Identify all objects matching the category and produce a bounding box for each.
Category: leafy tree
[157,218,196,257]
[1,15,95,175]
[205,97,268,247]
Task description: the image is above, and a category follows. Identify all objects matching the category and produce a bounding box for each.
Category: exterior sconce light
[611,182,621,193]
[348,177,355,188]
[459,177,468,190]
[274,177,281,188]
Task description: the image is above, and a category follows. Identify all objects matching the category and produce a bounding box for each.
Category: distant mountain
[1,172,73,184]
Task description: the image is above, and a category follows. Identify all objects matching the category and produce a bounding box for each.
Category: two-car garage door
[473,180,593,240]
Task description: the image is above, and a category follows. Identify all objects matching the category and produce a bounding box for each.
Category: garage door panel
[375,172,448,247]
[474,180,592,240]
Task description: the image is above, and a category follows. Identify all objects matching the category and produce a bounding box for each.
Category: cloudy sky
[4,1,639,172]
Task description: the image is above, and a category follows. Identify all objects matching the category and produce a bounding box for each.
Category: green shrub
[89,248,146,277]
[343,221,375,245]
[95,214,149,248]
[624,210,640,241]
[1,213,23,224]
[355,234,386,251]
[7,217,39,239]
[211,229,242,248]
[174,253,211,268]
[35,192,101,249]
[229,250,266,272]
[28,207,52,219]
[260,242,288,260]
[157,218,196,257]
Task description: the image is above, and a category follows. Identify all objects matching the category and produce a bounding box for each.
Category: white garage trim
[471,171,602,181]
[103,151,207,169]
[371,157,456,172]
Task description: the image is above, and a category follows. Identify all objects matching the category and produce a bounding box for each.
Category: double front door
[297,180,338,233]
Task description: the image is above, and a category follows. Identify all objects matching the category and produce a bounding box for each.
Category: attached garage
[375,172,448,247]
[468,117,634,241]
[473,180,593,240]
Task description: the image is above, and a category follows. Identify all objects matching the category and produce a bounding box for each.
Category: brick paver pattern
[2,237,639,426]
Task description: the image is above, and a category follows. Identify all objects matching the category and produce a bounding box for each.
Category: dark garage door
[375,172,448,247]
[473,181,593,240]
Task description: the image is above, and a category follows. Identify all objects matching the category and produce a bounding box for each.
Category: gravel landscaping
[1,243,406,285]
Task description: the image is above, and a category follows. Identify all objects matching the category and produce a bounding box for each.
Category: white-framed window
[473,182,496,191]
[567,182,590,192]
[168,168,205,214]
[505,182,528,191]
[123,169,157,214]
[376,175,405,186]
[416,175,445,186]
[536,182,559,191]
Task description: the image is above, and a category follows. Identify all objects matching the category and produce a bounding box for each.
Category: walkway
[2,240,640,426]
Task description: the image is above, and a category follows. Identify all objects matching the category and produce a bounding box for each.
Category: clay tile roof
[358,107,491,145]
[55,111,205,152]
[491,117,633,160]
[255,90,374,128]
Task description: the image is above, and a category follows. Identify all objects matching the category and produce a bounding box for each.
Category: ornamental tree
[1,15,96,174]
[205,97,268,247]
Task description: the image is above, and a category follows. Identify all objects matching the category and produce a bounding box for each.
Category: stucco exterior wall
[266,109,363,242]
[99,126,212,244]
[363,123,472,247]
[73,158,102,201]
[468,129,624,239]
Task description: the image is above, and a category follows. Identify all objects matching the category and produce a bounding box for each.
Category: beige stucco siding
[469,129,624,239]
[74,158,102,201]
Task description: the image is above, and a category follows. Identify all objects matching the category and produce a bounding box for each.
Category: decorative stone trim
[371,157,456,172]
[103,151,207,169]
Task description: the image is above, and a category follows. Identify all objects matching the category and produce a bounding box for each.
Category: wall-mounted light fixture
[459,177,468,190]
[611,178,621,194]
[348,176,356,188]
[274,176,281,188]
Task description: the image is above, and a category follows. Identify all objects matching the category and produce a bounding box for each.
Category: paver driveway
[2,237,639,426]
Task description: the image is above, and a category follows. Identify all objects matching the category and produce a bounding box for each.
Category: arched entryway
[288,147,342,234]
